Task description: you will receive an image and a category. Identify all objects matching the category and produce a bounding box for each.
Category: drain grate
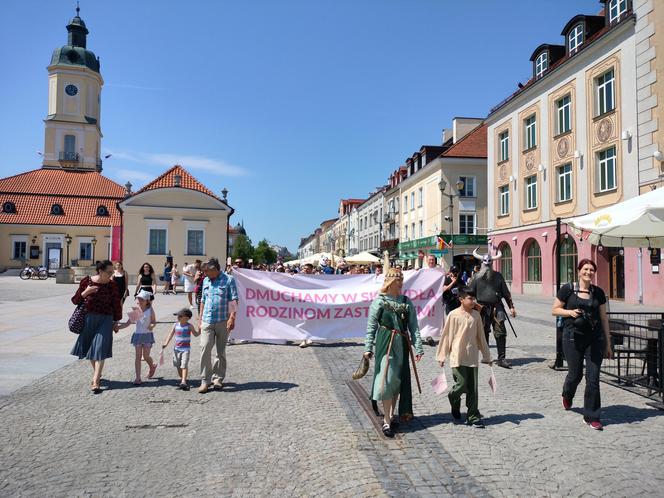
[345,380,401,439]
[125,423,188,430]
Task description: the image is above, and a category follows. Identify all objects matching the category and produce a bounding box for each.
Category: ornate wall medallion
[499,164,507,181]
[557,137,569,159]
[525,152,535,171]
[597,118,613,143]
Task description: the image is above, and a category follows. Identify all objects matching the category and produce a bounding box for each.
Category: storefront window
[499,243,512,282]
[526,240,542,282]
[559,238,578,284]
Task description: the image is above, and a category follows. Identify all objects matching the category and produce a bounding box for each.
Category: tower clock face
[65,84,78,96]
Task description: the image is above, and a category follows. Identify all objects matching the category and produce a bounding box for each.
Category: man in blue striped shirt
[197,258,239,393]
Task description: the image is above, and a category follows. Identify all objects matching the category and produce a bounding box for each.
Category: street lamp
[65,234,72,267]
[348,228,355,256]
[91,237,97,264]
[438,179,464,259]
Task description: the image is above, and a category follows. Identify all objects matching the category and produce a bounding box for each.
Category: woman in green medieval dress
[364,267,424,438]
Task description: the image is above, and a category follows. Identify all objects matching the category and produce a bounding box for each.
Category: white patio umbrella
[566,188,664,247]
[346,251,381,264]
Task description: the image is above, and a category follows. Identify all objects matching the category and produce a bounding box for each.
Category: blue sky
[0,0,602,252]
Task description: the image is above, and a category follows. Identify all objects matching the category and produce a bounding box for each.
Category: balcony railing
[59,151,80,162]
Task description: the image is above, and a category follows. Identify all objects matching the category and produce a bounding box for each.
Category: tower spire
[76,1,80,16]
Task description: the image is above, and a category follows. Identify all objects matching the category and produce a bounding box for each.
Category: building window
[418,187,423,207]
[525,175,538,210]
[535,51,548,78]
[559,238,578,284]
[418,220,423,238]
[458,213,476,234]
[556,95,571,135]
[557,163,573,202]
[79,241,92,260]
[3,201,17,214]
[411,223,415,240]
[186,229,204,255]
[149,228,167,255]
[568,23,584,54]
[526,241,542,282]
[404,195,408,212]
[410,192,415,210]
[597,146,617,192]
[609,0,628,24]
[403,225,408,241]
[394,197,399,213]
[459,176,475,197]
[50,203,64,215]
[12,237,27,260]
[524,114,537,150]
[596,69,615,116]
[499,130,509,161]
[499,243,512,281]
[96,205,109,216]
[499,185,510,216]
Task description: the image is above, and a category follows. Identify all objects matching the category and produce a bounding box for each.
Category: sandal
[147,363,157,379]
[381,423,394,438]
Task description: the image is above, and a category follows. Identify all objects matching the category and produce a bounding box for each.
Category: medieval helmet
[473,246,502,267]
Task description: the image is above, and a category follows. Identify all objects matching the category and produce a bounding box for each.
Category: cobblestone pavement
[1,280,663,496]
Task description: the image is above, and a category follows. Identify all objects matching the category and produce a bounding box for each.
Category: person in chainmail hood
[468,247,516,368]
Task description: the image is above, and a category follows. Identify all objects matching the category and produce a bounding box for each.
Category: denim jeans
[562,328,604,422]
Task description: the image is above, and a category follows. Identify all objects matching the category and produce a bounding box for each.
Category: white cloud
[103,149,249,177]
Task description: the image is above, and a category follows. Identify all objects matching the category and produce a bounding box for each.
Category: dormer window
[608,0,628,24]
[535,52,548,79]
[2,201,16,214]
[568,24,584,54]
[96,205,109,216]
[50,203,64,215]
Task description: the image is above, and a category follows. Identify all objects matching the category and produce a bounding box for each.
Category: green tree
[232,234,254,262]
[253,239,278,265]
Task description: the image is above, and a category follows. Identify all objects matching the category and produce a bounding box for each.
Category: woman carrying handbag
[70,260,123,393]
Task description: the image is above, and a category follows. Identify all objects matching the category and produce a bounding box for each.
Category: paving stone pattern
[1,292,663,496]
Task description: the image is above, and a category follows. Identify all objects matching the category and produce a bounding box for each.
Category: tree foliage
[253,239,278,265]
[232,234,254,262]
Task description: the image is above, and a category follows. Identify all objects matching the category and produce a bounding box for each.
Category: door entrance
[46,245,61,273]
[608,248,625,299]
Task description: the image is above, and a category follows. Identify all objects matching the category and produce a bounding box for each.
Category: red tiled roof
[0,168,124,226]
[0,168,126,197]
[0,193,121,226]
[441,123,487,158]
[133,165,224,202]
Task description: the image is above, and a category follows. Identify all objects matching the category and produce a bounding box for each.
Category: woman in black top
[552,258,612,430]
[134,262,156,298]
[113,261,129,304]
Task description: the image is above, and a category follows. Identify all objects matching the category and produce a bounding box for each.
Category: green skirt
[370,326,413,420]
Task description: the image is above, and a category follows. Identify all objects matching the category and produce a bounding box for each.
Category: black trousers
[562,329,604,422]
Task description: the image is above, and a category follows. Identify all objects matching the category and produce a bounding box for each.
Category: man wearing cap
[198,257,239,393]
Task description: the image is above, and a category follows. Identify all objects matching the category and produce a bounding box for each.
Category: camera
[573,310,596,332]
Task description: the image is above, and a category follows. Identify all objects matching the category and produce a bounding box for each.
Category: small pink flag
[431,372,448,395]
[158,350,165,366]
[488,367,497,395]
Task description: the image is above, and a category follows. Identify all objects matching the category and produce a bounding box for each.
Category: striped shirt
[201,273,238,324]
[174,323,192,351]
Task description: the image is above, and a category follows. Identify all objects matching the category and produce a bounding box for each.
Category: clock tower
[42,6,104,172]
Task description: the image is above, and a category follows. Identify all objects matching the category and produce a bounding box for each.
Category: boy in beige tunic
[436,287,492,428]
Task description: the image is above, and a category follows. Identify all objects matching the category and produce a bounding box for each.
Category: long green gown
[364,294,424,420]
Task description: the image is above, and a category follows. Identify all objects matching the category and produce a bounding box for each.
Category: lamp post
[65,234,72,267]
[91,237,97,264]
[348,228,355,256]
[438,179,465,260]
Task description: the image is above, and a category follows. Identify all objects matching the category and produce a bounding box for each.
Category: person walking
[197,258,238,393]
[363,266,424,438]
[135,263,156,298]
[112,261,129,305]
[70,260,123,393]
[436,287,492,428]
[183,260,199,308]
[162,261,173,295]
[552,259,612,430]
[127,290,158,385]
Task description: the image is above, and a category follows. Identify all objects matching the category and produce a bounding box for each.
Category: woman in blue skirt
[71,260,123,393]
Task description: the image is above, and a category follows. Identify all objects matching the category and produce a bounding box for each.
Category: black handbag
[68,301,87,334]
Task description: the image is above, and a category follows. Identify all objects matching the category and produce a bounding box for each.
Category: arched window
[535,51,548,78]
[559,237,578,284]
[609,0,628,24]
[50,203,64,215]
[568,24,584,54]
[526,240,542,282]
[96,205,109,216]
[2,201,16,214]
[499,243,512,282]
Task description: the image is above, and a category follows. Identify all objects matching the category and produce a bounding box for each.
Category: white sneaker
[299,339,313,348]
